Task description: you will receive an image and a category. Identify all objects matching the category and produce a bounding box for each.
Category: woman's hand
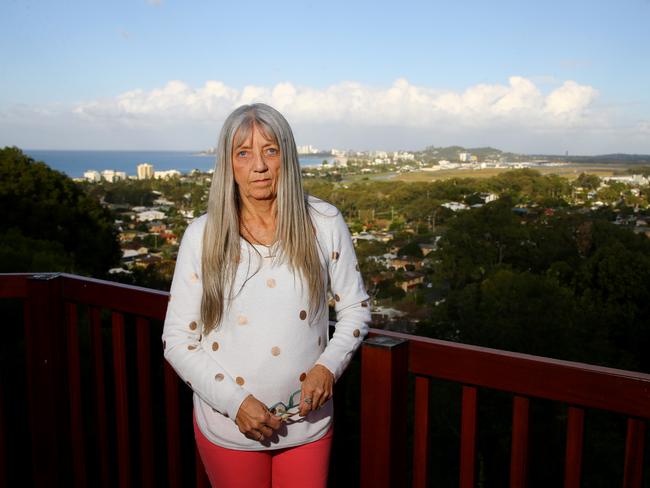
[235,394,282,441]
[299,364,335,416]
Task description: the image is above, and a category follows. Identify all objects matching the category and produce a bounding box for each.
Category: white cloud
[73,76,601,131]
[544,81,599,121]
[2,77,648,153]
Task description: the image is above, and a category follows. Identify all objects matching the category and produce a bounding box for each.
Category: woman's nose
[252,150,268,171]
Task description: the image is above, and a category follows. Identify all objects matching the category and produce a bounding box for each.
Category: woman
[162,103,370,487]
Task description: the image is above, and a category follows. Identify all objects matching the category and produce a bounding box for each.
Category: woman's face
[232,122,281,202]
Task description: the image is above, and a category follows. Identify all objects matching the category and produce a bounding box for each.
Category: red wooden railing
[360,333,650,488]
[0,272,649,487]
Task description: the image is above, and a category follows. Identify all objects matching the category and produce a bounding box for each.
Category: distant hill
[535,153,650,165]
[416,145,650,164]
[416,145,524,162]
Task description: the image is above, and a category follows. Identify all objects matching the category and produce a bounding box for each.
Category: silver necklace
[240,220,276,259]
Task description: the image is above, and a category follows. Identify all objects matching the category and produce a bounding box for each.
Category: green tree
[574,172,601,190]
[397,241,423,258]
[0,147,121,276]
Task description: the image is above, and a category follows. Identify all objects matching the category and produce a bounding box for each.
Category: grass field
[386,164,631,182]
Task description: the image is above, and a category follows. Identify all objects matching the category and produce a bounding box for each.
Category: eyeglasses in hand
[268,389,305,424]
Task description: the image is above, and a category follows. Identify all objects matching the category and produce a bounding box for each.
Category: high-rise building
[137,163,154,179]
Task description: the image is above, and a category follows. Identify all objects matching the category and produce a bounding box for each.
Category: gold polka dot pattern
[299,310,307,320]
[188,344,197,350]
[212,342,219,351]
[332,251,340,260]
[266,278,276,288]
[189,321,198,330]
[299,372,307,382]
[236,376,245,386]
[190,272,199,282]
[353,329,361,337]
[238,315,248,325]
[271,346,281,356]
[215,373,224,382]
[186,380,192,387]
[334,294,340,302]
[361,301,369,307]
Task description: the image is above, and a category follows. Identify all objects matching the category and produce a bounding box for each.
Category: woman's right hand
[235,394,282,441]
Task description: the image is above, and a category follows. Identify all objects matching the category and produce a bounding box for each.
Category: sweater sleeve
[315,212,371,381]
[162,218,251,421]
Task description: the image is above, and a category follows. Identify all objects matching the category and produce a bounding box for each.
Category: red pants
[193,413,334,487]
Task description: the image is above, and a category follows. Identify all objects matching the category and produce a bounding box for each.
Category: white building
[84,170,101,182]
[101,170,125,182]
[371,306,406,320]
[136,210,166,222]
[442,202,469,212]
[481,192,499,203]
[137,163,154,180]
[393,151,415,161]
[153,197,175,206]
[154,170,181,179]
[459,152,471,162]
[438,160,459,169]
[297,145,320,154]
[603,175,649,186]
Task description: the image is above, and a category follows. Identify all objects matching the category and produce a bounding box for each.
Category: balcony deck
[0,272,648,487]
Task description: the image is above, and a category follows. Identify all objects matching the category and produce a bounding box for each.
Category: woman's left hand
[299,364,335,416]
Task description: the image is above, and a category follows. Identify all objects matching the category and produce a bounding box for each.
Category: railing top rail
[368,329,650,419]
[0,272,169,320]
[0,273,32,298]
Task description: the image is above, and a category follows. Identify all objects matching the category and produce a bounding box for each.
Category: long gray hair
[201,103,324,333]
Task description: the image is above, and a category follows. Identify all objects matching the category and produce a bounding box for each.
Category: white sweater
[162,197,371,450]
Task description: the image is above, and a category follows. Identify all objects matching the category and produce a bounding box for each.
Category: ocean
[23,150,333,179]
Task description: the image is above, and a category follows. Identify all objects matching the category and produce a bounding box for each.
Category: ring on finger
[303,398,313,405]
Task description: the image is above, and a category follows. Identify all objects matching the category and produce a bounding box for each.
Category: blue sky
[1,0,649,153]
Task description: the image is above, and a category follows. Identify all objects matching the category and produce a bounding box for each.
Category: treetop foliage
[429,197,650,373]
[0,147,121,276]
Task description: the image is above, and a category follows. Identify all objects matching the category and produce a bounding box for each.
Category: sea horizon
[23,149,334,179]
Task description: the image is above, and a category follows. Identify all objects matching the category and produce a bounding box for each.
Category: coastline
[23,149,332,179]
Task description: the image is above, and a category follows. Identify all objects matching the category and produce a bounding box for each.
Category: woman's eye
[237,150,248,158]
[266,147,279,156]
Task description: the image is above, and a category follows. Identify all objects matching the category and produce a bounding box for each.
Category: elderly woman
[162,103,370,487]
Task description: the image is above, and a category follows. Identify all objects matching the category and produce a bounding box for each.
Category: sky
[1,0,649,154]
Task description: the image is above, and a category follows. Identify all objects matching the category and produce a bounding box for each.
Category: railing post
[623,418,646,488]
[360,336,409,488]
[24,273,68,487]
[510,396,530,488]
